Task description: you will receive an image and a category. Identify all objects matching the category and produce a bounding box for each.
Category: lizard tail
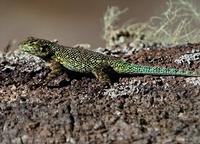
[110,60,199,77]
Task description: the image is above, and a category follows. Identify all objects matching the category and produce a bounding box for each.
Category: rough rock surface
[0,43,200,144]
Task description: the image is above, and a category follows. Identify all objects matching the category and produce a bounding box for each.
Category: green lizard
[19,37,199,85]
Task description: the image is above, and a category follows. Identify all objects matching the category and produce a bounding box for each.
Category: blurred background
[0,0,166,50]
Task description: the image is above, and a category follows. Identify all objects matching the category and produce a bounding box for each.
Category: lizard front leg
[44,60,70,86]
[92,68,111,86]
[46,59,62,82]
[30,60,64,88]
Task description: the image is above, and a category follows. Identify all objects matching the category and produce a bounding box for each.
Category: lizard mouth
[18,43,32,53]
[18,44,25,51]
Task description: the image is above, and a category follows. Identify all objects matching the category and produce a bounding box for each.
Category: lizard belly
[63,62,91,73]
[55,57,92,73]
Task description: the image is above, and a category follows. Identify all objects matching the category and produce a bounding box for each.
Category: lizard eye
[41,45,49,53]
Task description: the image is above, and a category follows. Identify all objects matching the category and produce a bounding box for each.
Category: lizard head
[19,37,54,58]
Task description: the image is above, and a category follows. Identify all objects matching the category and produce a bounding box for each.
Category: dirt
[0,43,200,144]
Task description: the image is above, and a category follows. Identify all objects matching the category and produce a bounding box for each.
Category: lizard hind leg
[92,68,111,86]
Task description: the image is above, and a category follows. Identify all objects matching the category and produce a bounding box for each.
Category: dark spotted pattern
[53,46,115,73]
[19,37,199,84]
